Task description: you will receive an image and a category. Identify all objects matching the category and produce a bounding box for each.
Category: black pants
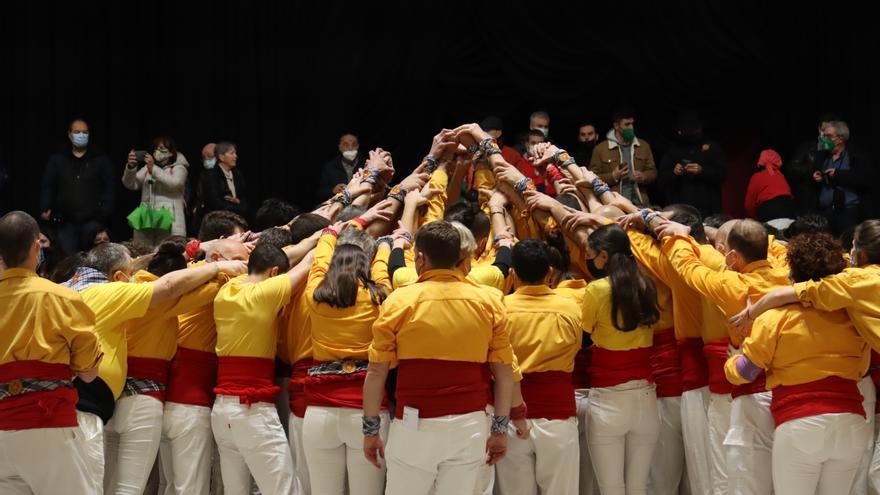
[821,206,861,238]
[57,220,104,256]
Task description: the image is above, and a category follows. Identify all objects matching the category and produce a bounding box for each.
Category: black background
[1,1,876,234]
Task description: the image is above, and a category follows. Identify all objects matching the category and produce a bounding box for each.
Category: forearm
[287,255,312,290]
[490,363,514,416]
[447,163,468,205]
[363,362,390,417]
[751,287,798,319]
[283,237,318,266]
[151,263,219,306]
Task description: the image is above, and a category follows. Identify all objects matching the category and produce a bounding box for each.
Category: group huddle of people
[3,121,880,495]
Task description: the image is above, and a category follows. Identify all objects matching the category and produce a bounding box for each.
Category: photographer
[811,121,873,236]
[123,136,189,247]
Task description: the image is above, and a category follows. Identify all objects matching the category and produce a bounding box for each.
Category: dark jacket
[317,155,363,202]
[201,166,249,216]
[41,148,115,223]
[813,142,876,218]
[658,140,727,217]
[787,140,827,214]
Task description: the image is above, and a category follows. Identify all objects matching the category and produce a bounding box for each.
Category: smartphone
[134,150,147,163]
[681,159,691,165]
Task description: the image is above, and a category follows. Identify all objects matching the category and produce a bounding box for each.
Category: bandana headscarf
[757,149,783,176]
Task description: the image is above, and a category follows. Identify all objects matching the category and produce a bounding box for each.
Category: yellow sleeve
[581,284,599,334]
[487,297,514,364]
[146,281,221,319]
[511,205,542,240]
[368,293,408,363]
[92,282,154,330]
[723,355,751,385]
[305,232,336,297]
[740,312,780,371]
[59,297,103,373]
[662,236,745,317]
[467,265,505,292]
[511,352,523,382]
[626,229,668,283]
[474,168,495,215]
[372,244,392,292]
[422,168,449,226]
[259,274,294,315]
[794,269,865,312]
[392,267,418,289]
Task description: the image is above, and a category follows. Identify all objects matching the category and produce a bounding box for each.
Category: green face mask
[621,128,636,142]
[820,136,835,151]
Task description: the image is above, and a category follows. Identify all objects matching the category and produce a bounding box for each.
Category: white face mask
[342,150,358,161]
[535,127,549,137]
[203,158,216,170]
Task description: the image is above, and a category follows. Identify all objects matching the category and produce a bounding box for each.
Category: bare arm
[150,260,246,307]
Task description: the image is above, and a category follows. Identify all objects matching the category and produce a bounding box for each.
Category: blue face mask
[72,132,89,148]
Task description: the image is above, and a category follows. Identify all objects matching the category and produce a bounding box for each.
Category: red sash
[521,371,576,419]
[651,329,683,398]
[590,347,653,388]
[166,347,218,407]
[288,359,314,417]
[214,356,279,405]
[571,348,591,389]
[771,376,865,427]
[394,359,489,419]
[0,361,78,430]
[303,361,386,410]
[678,338,709,391]
[731,373,767,399]
[871,351,880,414]
[127,356,170,402]
[703,339,734,395]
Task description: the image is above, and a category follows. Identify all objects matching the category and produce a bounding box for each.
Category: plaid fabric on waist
[123,377,166,397]
[0,378,72,400]
[308,359,369,377]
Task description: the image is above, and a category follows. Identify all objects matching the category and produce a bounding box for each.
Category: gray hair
[337,228,377,261]
[450,221,476,262]
[529,110,550,124]
[829,121,850,142]
[86,242,131,276]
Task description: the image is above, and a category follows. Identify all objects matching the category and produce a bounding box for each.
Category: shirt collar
[61,267,110,292]
[416,268,469,284]
[515,284,554,296]
[556,278,587,290]
[742,259,773,274]
[0,267,38,282]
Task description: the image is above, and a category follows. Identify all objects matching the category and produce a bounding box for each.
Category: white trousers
[852,376,877,495]
[105,394,164,495]
[159,402,214,495]
[680,387,711,495]
[495,417,580,495]
[77,410,106,495]
[0,426,93,495]
[211,395,295,495]
[649,396,685,495]
[303,406,388,495]
[773,413,869,495]
[288,414,310,495]
[707,392,732,495]
[724,391,774,495]
[870,413,880,495]
[588,380,660,495]
[383,410,489,495]
[576,389,600,495]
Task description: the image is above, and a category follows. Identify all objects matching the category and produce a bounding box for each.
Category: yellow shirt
[555,278,588,306]
[176,262,231,353]
[281,287,313,364]
[422,167,448,227]
[698,244,731,342]
[725,305,869,388]
[0,269,102,373]
[80,280,154,398]
[767,235,789,272]
[392,258,506,292]
[214,274,292,359]
[127,271,221,361]
[305,232,386,362]
[504,285,582,373]
[582,278,654,350]
[369,269,513,365]
[662,236,791,345]
[795,265,880,353]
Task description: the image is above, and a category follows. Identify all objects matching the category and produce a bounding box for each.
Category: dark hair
[662,204,706,244]
[147,236,188,276]
[854,220,880,265]
[840,226,855,252]
[247,243,289,275]
[288,213,330,244]
[444,203,490,240]
[512,240,551,284]
[151,135,178,164]
[727,220,768,263]
[121,240,154,258]
[578,121,597,131]
[545,230,571,278]
[50,252,88,283]
[215,141,237,160]
[703,213,733,229]
[198,210,249,241]
[415,221,462,269]
[785,214,831,238]
[338,205,367,223]
[82,223,111,251]
[86,243,131,276]
[256,227,293,250]
[313,243,386,308]
[786,233,846,282]
[0,211,40,267]
[254,198,300,232]
[556,193,582,212]
[588,224,659,331]
[818,112,841,127]
[527,129,546,140]
[611,107,636,124]
[763,223,781,240]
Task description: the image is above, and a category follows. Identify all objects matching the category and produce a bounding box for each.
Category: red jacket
[744,170,793,218]
[502,146,549,191]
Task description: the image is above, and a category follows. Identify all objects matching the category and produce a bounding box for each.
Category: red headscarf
[757,149,783,176]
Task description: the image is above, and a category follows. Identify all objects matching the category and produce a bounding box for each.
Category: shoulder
[32,277,86,302]
[585,278,611,298]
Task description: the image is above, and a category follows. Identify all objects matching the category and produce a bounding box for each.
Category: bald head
[727,219,768,263]
[201,143,216,160]
[206,238,250,262]
[595,205,625,221]
[713,220,738,252]
[0,211,41,269]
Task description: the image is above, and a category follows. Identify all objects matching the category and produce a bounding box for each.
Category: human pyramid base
[1,122,879,495]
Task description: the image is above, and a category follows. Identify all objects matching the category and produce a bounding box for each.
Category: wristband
[491,415,510,434]
[360,167,380,185]
[377,235,394,248]
[592,179,611,196]
[513,177,536,194]
[478,137,502,156]
[425,155,438,173]
[322,227,339,237]
[493,232,513,245]
[330,189,353,206]
[553,149,576,167]
[545,164,565,183]
[185,239,201,260]
[396,231,414,244]
[388,185,407,203]
[510,402,528,421]
[467,143,480,155]
[351,217,367,229]
[362,415,381,437]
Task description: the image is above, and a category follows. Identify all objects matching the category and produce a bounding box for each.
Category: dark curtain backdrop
[2,2,877,235]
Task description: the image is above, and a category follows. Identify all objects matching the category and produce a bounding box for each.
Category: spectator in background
[317,133,363,200]
[514,111,552,156]
[812,121,873,236]
[123,136,189,247]
[744,150,796,229]
[37,227,63,279]
[84,224,111,250]
[788,113,839,214]
[202,141,249,217]
[191,142,217,235]
[659,112,727,217]
[590,108,656,207]
[40,118,115,256]
[481,116,544,191]
[254,198,300,232]
[573,120,600,167]
[197,210,249,242]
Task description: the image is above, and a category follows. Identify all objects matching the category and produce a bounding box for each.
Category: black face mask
[676,129,703,145]
[586,257,606,279]
[575,140,596,154]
